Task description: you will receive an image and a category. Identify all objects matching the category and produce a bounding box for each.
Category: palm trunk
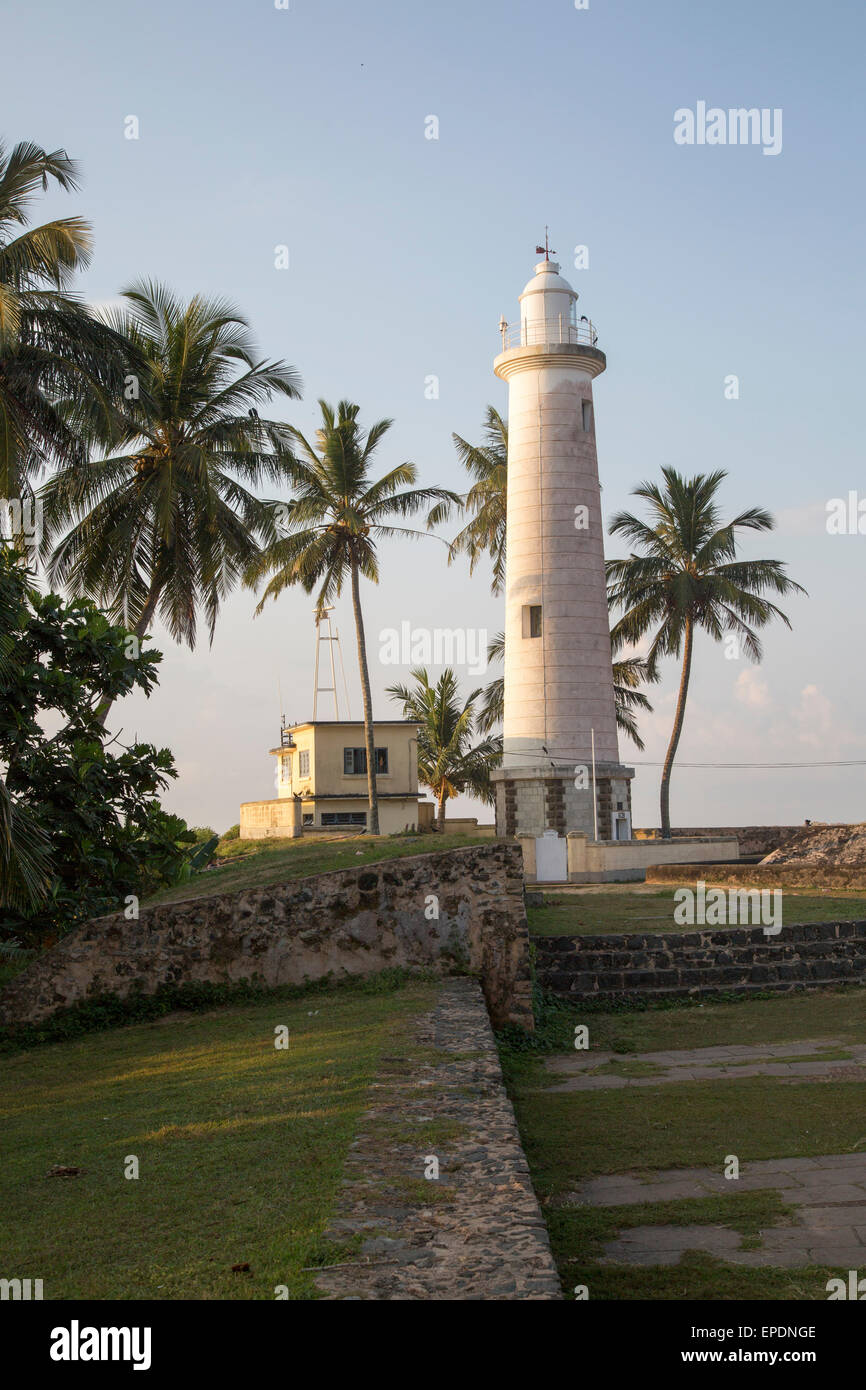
[436,788,448,832]
[349,557,380,836]
[660,617,693,839]
[95,579,161,728]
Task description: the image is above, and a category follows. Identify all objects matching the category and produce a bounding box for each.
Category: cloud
[773,501,829,537]
[734,668,771,708]
[634,673,865,767]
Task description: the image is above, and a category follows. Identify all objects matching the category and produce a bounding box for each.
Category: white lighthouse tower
[491,242,634,851]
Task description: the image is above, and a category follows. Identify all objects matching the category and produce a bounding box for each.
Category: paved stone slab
[579,1153,866,1269]
[570,1153,866,1207]
[600,1224,743,1266]
[545,1038,866,1091]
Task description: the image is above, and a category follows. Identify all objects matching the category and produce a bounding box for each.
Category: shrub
[0,549,195,945]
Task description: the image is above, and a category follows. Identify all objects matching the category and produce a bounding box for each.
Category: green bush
[188,826,218,845]
[0,549,197,945]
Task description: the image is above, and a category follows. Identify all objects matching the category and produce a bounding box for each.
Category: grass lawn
[0,975,436,1300]
[527,886,866,937]
[147,831,490,907]
[501,985,866,1299]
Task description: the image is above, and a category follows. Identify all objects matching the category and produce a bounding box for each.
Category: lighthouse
[491,246,634,852]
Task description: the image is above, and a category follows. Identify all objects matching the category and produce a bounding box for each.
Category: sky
[7,0,865,831]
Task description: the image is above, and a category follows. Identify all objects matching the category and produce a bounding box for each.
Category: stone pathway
[570,1153,866,1268]
[545,1037,864,1091]
[555,1035,866,1268]
[314,978,561,1300]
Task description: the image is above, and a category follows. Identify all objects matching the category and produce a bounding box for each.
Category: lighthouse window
[299,750,311,777]
[522,605,543,638]
[582,400,593,432]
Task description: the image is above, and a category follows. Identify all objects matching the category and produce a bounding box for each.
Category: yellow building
[240,720,422,837]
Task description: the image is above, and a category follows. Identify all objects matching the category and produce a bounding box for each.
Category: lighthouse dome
[518,259,579,344]
[519,260,578,302]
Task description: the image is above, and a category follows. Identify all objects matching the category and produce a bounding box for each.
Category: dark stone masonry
[316,979,561,1300]
[535,920,866,1002]
[0,844,533,1031]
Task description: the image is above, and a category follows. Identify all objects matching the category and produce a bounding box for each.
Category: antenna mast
[312,606,346,719]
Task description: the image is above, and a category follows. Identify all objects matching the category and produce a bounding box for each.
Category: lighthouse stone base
[491,765,741,884]
[492,762,635,842]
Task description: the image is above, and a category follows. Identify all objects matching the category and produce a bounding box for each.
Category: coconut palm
[387,666,501,830]
[39,280,301,717]
[477,631,655,749]
[0,139,130,499]
[606,467,806,838]
[244,400,460,835]
[609,655,657,752]
[429,405,508,593]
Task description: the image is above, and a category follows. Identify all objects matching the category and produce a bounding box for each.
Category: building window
[302,813,314,826]
[299,750,310,777]
[280,756,292,784]
[322,811,367,826]
[522,605,542,639]
[343,747,389,775]
[582,399,593,432]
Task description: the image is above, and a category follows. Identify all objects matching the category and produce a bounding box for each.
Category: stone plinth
[492,761,634,840]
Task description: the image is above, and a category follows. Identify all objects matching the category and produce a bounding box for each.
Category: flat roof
[284,720,422,728]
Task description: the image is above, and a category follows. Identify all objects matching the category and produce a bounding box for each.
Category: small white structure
[491,250,634,844]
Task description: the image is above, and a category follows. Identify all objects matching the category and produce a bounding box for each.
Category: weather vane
[535,226,556,261]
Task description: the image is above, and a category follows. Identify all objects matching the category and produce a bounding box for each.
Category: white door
[535,832,567,882]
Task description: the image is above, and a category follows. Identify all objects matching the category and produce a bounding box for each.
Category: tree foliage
[0,548,195,943]
[246,399,458,834]
[387,666,501,830]
[607,467,805,835]
[0,139,132,498]
[40,280,301,661]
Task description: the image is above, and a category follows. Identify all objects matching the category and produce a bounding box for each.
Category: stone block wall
[0,845,533,1032]
[634,826,803,857]
[535,921,866,1002]
[646,862,866,890]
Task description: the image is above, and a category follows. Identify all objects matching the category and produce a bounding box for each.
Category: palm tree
[477,632,656,749]
[39,280,301,718]
[606,467,806,838]
[609,655,657,752]
[0,139,130,499]
[244,400,460,835]
[387,666,501,830]
[429,405,508,593]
